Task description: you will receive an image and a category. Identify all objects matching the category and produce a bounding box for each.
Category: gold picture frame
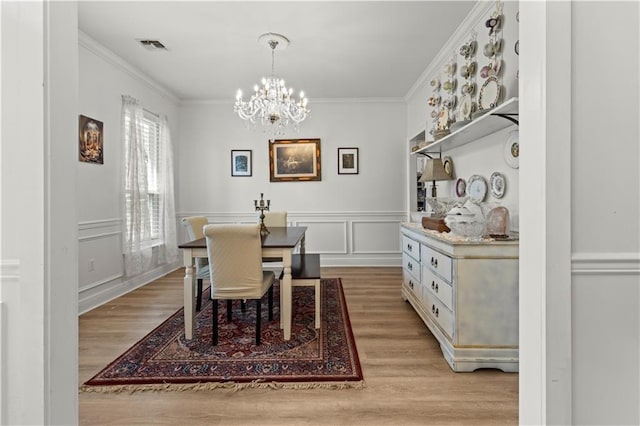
[269,139,321,182]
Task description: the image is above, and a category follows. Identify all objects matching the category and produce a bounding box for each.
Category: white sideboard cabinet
[400,222,519,372]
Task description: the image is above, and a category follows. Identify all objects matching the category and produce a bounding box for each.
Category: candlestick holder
[254,192,271,235]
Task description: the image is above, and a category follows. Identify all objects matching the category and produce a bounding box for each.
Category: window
[123,110,162,247]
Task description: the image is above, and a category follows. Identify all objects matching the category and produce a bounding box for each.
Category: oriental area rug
[81,278,364,393]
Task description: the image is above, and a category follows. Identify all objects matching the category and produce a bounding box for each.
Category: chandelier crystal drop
[234,33,309,138]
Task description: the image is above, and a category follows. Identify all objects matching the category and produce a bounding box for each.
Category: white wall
[178,99,407,265]
[569,2,639,424]
[1,1,78,424]
[78,33,182,313]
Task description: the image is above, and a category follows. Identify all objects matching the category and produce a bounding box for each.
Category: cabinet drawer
[423,290,454,339]
[402,252,420,281]
[401,235,420,261]
[403,269,421,300]
[421,245,452,283]
[422,266,453,311]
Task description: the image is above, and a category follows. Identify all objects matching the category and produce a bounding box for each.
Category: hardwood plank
[79,267,518,425]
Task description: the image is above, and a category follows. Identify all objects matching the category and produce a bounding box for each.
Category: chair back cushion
[204,224,270,299]
[262,211,287,227]
[182,216,209,270]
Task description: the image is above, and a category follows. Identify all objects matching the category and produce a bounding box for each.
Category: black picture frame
[231,150,252,177]
[338,147,359,175]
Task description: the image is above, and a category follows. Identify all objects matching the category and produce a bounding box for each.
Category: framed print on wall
[269,138,321,182]
[231,150,252,176]
[79,114,104,164]
[338,147,359,175]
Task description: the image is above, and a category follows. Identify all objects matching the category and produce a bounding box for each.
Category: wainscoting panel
[351,220,402,254]
[78,219,123,293]
[177,211,405,266]
[571,251,640,425]
[295,220,348,254]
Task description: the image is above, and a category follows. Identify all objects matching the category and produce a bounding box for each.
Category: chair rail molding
[572,252,640,275]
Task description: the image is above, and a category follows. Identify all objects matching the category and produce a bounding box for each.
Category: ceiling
[78,1,476,102]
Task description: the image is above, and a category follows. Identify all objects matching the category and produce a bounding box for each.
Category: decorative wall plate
[458,94,474,121]
[443,157,454,178]
[478,75,501,110]
[466,175,488,203]
[455,178,467,197]
[503,130,519,169]
[490,172,506,198]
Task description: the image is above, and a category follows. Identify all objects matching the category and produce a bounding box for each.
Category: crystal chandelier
[234,33,309,138]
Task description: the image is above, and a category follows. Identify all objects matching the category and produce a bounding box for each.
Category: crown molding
[78,31,180,104]
[180,96,405,106]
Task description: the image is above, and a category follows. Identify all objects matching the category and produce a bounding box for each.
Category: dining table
[178,226,306,341]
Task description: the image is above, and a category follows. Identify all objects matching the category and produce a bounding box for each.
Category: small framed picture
[338,147,359,175]
[231,150,252,177]
[79,114,104,164]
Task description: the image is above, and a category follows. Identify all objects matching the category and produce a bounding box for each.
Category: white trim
[77,230,122,242]
[180,97,404,106]
[78,218,121,230]
[0,260,20,282]
[572,253,640,275]
[78,31,179,103]
[78,273,124,293]
[78,262,180,315]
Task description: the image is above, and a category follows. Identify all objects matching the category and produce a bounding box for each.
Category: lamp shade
[419,158,452,182]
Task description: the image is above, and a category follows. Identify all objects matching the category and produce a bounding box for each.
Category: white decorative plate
[466,174,488,203]
[490,172,506,198]
[458,93,473,121]
[503,130,519,169]
[443,156,453,178]
[478,75,501,110]
[455,178,466,197]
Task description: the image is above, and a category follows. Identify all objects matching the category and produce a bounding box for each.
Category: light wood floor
[79,267,518,425]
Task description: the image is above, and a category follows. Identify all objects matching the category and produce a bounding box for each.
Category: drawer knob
[409,280,414,289]
[435,283,439,293]
[407,262,413,271]
[431,281,435,290]
[407,243,412,252]
[435,307,439,317]
[430,257,438,268]
[432,304,436,314]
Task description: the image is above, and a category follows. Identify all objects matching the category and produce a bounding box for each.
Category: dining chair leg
[268,286,273,321]
[241,299,247,313]
[255,298,262,345]
[226,300,232,322]
[196,279,203,312]
[212,299,218,346]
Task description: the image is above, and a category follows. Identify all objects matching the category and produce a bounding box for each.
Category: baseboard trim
[78,262,181,315]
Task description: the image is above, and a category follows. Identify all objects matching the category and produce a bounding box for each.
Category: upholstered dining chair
[181,216,210,312]
[204,224,275,346]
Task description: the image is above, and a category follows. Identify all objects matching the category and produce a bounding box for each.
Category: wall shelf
[412,97,519,155]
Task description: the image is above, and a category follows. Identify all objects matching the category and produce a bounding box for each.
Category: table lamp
[419,158,453,198]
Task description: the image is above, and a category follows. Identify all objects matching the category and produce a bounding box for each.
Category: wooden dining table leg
[183,249,196,340]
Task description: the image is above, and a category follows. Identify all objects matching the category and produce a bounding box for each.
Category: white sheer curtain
[121,96,178,276]
[157,115,178,265]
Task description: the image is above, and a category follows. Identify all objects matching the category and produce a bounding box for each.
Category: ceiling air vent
[138,39,168,51]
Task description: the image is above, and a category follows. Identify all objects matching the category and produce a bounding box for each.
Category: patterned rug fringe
[80,380,366,394]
